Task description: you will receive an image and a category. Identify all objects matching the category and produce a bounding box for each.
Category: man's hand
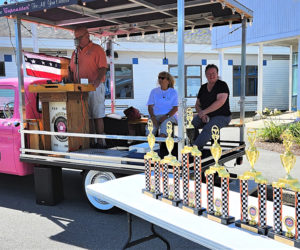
[201,115,210,123]
[197,110,206,119]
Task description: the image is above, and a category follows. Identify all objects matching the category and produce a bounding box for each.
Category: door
[0,87,16,174]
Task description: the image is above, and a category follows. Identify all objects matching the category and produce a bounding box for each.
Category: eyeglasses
[206,72,217,77]
[158,76,166,80]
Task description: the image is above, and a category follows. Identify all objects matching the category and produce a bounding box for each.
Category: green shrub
[256,108,282,119]
[273,108,282,116]
[258,121,287,143]
[258,121,300,145]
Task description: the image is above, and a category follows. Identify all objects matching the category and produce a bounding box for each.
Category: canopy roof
[0,0,252,38]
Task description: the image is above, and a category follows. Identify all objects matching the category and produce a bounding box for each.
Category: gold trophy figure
[203,126,234,225]
[145,119,158,160]
[164,122,176,162]
[143,119,160,197]
[185,107,195,146]
[235,129,270,235]
[160,122,182,206]
[279,130,297,184]
[268,130,300,247]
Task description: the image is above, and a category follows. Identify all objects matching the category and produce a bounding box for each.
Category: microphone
[74,38,79,47]
[74,38,80,83]
[74,39,79,64]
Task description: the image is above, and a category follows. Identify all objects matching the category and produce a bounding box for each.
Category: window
[0,62,5,76]
[0,88,15,119]
[233,66,258,97]
[39,50,68,57]
[169,65,202,97]
[105,64,133,99]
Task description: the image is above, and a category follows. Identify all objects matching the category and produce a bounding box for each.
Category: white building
[212,0,300,112]
[0,17,289,116]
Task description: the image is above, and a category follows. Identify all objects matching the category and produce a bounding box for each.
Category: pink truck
[0,77,134,211]
[0,77,245,212]
[0,77,45,176]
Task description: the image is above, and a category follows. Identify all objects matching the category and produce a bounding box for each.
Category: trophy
[142,119,161,198]
[235,129,271,235]
[268,130,300,248]
[178,109,206,214]
[203,125,235,225]
[185,107,195,146]
[159,121,182,206]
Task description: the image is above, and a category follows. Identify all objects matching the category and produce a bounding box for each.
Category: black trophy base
[178,203,206,215]
[142,189,161,199]
[158,195,181,207]
[235,220,271,235]
[268,229,300,248]
[203,211,235,225]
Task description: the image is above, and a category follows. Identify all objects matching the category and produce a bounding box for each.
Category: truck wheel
[83,170,117,212]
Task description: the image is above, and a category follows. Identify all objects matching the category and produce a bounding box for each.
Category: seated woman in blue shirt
[146,71,178,137]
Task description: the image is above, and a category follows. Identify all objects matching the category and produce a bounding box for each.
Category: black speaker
[34,166,64,206]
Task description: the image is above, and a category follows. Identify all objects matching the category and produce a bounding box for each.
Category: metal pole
[15,16,26,149]
[297,38,300,111]
[107,37,115,113]
[240,18,247,142]
[31,23,38,53]
[218,48,224,80]
[257,43,263,112]
[177,0,185,160]
[289,45,293,111]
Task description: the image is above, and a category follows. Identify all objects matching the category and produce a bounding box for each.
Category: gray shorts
[88,83,105,119]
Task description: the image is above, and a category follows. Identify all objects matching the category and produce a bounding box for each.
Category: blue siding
[212,0,300,48]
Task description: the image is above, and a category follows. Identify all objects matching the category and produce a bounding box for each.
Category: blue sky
[0,0,28,5]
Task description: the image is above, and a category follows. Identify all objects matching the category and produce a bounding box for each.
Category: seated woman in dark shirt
[192,64,231,150]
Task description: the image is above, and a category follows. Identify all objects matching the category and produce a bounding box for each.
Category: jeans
[192,115,231,150]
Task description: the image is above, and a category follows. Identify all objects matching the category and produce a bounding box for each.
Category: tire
[83,170,118,212]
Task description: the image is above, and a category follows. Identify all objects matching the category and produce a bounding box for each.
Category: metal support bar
[240,18,247,142]
[177,0,185,161]
[122,213,170,249]
[15,16,25,149]
[107,37,115,113]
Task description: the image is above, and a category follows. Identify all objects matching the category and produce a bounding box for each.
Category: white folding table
[87,174,295,249]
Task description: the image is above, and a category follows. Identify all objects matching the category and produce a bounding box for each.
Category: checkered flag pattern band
[221,177,229,217]
[273,188,282,233]
[182,153,189,205]
[296,192,300,239]
[162,163,169,197]
[258,184,267,227]
[240,179,248,222]
[207,174,214,213]
[154,161,160,194]
[144,159,151,191]
[174,166,180,200]
[194,156,202,209]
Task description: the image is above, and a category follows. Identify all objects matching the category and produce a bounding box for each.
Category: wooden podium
[29,83,95,152]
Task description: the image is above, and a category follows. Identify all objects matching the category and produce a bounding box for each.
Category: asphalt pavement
[0,170,207,250]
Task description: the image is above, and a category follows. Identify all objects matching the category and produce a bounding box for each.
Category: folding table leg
[122,213,170,250]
